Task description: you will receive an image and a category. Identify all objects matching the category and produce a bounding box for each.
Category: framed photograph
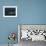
[18,24,46,42]
[3,6,17,17]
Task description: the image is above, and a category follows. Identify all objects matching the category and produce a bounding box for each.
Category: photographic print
[3,6,17,17]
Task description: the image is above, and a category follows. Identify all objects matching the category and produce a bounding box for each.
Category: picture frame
[18,24,46,42]
[3,6,17,17]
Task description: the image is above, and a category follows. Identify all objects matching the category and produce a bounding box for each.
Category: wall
[0,0,46,44]
[0,0,18,44]
[19,0,46,24]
